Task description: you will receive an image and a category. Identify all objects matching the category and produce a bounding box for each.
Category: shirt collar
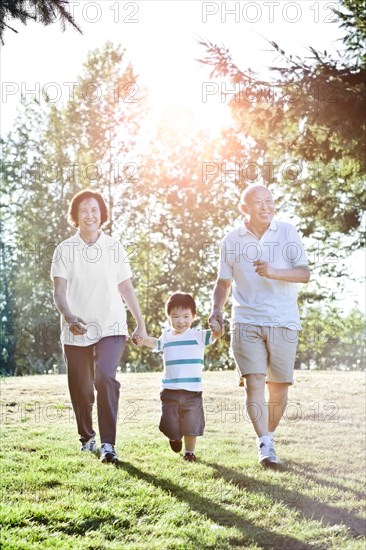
[76,229,104,244]
[238,218,278,237]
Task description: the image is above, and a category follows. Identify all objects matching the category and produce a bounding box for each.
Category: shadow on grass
[285,459,366,502]
[116,461,313,549]
[203,460,365,538]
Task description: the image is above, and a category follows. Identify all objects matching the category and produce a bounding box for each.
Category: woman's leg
[63,344,95,443]
[94,336,126,445]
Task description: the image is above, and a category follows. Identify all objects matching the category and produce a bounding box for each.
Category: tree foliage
[1,28,365,375]
[297,307,365,371]
[0,0,82,44]
[198,0,366,251]
[1,43,144,374]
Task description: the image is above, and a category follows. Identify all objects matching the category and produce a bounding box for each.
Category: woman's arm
[52,277,87,335]
[118,278,148,341]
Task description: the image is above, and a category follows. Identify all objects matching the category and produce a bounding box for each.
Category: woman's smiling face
[77,198,101,233]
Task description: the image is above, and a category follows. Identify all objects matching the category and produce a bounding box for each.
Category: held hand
[208,311,223,333]
[131,335,144,346]
[65,315,87,335]
[253,260,275,279]
[131,325,148,345]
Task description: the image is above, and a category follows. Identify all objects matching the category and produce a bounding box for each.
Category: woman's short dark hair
[165,292,197,316]
[68,189,109,227]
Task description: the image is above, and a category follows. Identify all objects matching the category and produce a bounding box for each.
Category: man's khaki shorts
[231,324,298,384]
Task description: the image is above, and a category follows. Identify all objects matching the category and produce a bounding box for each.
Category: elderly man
[209,185,310,466]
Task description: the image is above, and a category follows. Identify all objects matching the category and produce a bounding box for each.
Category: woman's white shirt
[51,230,132,346]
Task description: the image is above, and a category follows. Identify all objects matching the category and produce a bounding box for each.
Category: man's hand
[253,260,275,279]
[209,310,223,333]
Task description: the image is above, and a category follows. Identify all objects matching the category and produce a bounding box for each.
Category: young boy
[138,292,223,461]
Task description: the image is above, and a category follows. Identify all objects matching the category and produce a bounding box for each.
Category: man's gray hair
[239,185,274,208]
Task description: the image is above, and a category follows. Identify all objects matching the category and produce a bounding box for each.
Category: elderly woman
[51,189,147,464]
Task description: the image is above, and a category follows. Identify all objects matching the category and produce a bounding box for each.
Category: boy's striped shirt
[156,328,213,391]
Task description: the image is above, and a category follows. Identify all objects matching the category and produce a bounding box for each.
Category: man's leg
[244,373,268,437]
[245,374,279,465]
[267,382,289,433]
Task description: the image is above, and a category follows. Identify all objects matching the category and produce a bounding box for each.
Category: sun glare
[145,82,233,138]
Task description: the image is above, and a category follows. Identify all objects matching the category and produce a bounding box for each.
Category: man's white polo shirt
[51,230,132,346]
[218,219,308,328]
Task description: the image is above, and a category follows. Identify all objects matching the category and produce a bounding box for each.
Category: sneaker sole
[260,458,280,468]
[100,455,120,464]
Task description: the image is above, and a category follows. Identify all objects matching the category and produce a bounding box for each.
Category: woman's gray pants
[63,336,126,445]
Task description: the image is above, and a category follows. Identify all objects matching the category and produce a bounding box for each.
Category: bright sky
[1,0,345,134]
[0,0,364,312]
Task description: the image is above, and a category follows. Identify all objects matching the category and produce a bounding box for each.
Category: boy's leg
[94,335,126,445]
[181,391,204,461]
[183,435,197,453]
[63,344,95,444]
[159,390,182,453]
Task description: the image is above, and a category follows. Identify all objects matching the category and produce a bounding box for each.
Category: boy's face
[168,307,195,334]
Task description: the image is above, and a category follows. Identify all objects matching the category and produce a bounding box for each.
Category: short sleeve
[50,245,67,280]
[156,336,163,351]
[286,226,308,268]
[195,329,213,347]
[115,243,133,283]
[217,238,234,280]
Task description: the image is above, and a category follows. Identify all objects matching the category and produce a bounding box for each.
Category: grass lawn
[0,370,365,549]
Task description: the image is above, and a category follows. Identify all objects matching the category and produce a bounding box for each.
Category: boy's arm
[133,334,159,349]
[142,336,159,349]
[211,324,225,341]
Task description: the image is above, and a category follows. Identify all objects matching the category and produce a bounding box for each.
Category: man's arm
[253,262,310,283]
[209,278,232,329]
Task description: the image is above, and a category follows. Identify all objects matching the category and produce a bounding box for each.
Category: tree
[0,43,145,374]
[198,0,366,251]
[297,307,365,370]
[0,0,82,44]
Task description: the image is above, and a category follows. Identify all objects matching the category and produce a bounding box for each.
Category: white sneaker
[81,437,97,453]
[100,443,119,464]
[257,441,272,466]
[268,439,279,464]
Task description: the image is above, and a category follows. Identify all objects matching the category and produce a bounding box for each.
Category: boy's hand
[209,310,223,332]
[209,319,221,333]
[209,313,224,339]
[131,325,147,345]
[131,335,144,346]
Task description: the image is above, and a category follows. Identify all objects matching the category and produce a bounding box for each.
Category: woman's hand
[131,324,148,344]
[65,314,87,335]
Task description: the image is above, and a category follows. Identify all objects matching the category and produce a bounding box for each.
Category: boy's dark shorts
[159,389,205,440]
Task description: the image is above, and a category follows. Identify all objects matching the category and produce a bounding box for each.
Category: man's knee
[267,382,289,404]
[245,373,266,393]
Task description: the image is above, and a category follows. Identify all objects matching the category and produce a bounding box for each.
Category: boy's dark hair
[166,292,197,316]
[68,189,109,227]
